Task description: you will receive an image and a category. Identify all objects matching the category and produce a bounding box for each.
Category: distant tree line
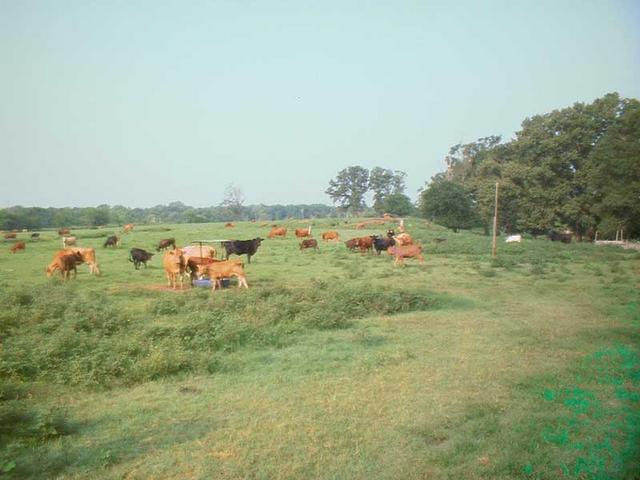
[0,202,337,230]
[418,92,640,239]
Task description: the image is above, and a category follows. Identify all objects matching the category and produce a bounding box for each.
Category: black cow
[129,248,154,269]
[30,233,40,240]
[156,238,176,251]
[371,235,395,255]
[104,235,120,248]
[222,237,263,264]
[548,231,572,244]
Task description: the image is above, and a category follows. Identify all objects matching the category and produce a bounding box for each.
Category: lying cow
[10,242,26,254]
[163,248,186,289]
[200,260,249,292]
[300,238,318,252]
[321,231,340,241]
[129,248,154,269]
[157,238,176,251]
[222,237,263,264]
[267,227,287,238]
[103,235,120,248]
[505,234,522,243]
[62,235,77,248]
[388,244,424,266]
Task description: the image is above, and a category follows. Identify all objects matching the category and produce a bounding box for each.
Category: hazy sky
[1,0,639,208]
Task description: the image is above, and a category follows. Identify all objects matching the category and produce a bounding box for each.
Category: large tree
[368,167,407,213]
[419,178,479,232]
[325,166,370,214]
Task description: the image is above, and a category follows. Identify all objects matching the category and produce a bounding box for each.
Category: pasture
[1,219,639,479]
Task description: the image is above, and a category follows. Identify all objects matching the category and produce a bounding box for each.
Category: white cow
[505,234,522,243]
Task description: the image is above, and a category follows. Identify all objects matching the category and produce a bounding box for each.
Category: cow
[295,227,312,238]
[506,234,522,243]
[62,235,77,248]
[181,245,217,259]
[225,222,235,228]
[103,235,120,248]
[156,238,176,251]
[222,237,263,264]
[388,244,424,266]
[4,233,17,239]
[549,231,572,244]
[300,238,318,252]
[58,228,70,236]
[371,235,395,255]
[268,227,287,238]
[393,233,413,246]
[129,248,154,269]
[345,238,359,251]
[356,236,374,254]
[321,231,340,241]
[30,233,40,240]
[47,248,100,275]
[123,223,134,233]
[46,251,84,280]
[163,248,186,289]
[10,242,25,254]
[200,260,249,292]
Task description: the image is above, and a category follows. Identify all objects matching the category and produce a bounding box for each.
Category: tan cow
[393,233,413,246]
[200,260,249,292]
[163,248,186,289]
[181,245,217,259]
[321,231,340,241]
[268,227,287,238]
[388,244,424,265]
[123,223,135,233]
[295,227,312,238]
[46,248,100,276]
[62,235,77,248]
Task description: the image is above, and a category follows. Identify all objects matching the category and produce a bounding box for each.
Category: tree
[369,168,407,213]
[325,166,370,214]
[419,178,478,232]
[382,192,414,216]
[220,184,246,220]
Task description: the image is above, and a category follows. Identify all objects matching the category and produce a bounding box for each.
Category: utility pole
[491,182,499,257]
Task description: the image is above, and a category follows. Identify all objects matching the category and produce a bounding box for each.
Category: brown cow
[268,227,287,238]
[47,248,100,276]
[295,227,312,238]
[58,228,70,236]
[388,244,424,265]
[345,238,359,251]
[163,248,186,289]
[46,251,84,280]
[10,242,25,254]
[321,231,340,241]
[299,238,318,252]
[225,222,235,228]
[4,233,17,239]
[393,233,413,246]
[356,236,373,254]
[123,223,135,233]
[157,238,176,251]
[201,260,249,292]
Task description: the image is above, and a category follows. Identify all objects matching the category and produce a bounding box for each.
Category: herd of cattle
[2,223,580,293]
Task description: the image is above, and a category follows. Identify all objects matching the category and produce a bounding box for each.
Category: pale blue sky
[1,0,638,208]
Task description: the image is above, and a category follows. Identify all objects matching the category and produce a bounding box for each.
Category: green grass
[1,219,639,479]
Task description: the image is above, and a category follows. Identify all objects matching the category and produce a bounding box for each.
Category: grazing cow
[47,248,100,275]
[388,244,424,266]
[46,251,84,280]
[268,227,287,238]
[225,222,235,228]
[356,236,374,254]
[58,228,70,236]
[506,234,522,243]
[129,248,154,269]
[393,233,413,246]
[321,231,340,241]
[156,238,176,251]
[345,238,359,251]
[4,233,17,239]
[548,231,572,244]
[300,238,318,252]
[123,223,134,233]
[201,261,249,292]
[10,242,26,254]
[30,233,40,240]
[103,235,120,248]
[62,235,77,248]
[222,237,263,264]
[181,245,217,259]
[163,248,186,289]
[295,227,312,238]
[371,235,395,255]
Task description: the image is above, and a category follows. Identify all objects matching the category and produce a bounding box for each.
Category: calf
[371,235,395,255]
[10,242,26,254]
[103,235,120,248]
[222,237,263,264]
[129,248,154,269]
[62,235,77,248]
[299,238,318,252]
[157,238,176,251]
[388,244,424,266]
[163,248,186,289]
[201,260,249,292]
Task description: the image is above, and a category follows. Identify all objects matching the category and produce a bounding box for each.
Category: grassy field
[1,219,639,479]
